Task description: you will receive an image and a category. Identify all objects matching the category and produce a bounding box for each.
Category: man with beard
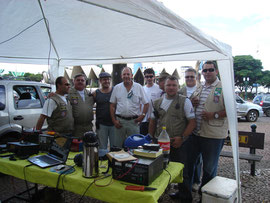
[93,72,114,151]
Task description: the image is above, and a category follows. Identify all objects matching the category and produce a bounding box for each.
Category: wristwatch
[214,112,219,119]
[142,113,146,117]
[180,135,187,142]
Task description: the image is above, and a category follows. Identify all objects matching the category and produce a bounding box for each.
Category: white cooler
[201,176,238,203]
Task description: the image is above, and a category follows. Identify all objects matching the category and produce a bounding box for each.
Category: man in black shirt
[93,72,114,151]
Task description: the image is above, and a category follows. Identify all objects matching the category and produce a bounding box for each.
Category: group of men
[36,62,227,202]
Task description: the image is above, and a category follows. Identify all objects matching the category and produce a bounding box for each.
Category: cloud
[162,0,270,69]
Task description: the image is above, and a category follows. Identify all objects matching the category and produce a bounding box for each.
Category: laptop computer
[28,137,71,168]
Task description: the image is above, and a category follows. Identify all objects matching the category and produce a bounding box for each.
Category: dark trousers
[170,137,193,201]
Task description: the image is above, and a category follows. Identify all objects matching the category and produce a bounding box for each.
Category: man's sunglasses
[145,75,154,78]
[185,76,195,79]
[64,83,71,86]
[202,68,215,73]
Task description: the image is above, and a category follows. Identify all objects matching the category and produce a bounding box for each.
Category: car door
[8,84,46,130]
[0,85,9,135]
[236,95,247,116]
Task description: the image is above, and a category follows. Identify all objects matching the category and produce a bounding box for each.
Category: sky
[162,0,270,70]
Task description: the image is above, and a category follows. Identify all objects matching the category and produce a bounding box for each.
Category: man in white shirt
[110,67,149,148]
[179,68,203,193]
[149,76,196,202]
[36,76,74,134]
[140,68,162,135]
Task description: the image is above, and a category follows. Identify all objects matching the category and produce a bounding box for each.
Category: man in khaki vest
[187,61,228,200]
[149,76,196,202]
[68,73,94,138]
[36,76,74,134]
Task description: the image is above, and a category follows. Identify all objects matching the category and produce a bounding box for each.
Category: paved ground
[1,116,270,202]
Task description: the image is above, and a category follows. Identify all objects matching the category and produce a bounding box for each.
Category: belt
[116,115,138,120]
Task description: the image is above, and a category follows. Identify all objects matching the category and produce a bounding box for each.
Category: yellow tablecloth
[0,152,183,203]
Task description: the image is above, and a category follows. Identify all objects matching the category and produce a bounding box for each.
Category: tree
[234,55,263,92]
[24,73,43,82]
[261,70,270,92]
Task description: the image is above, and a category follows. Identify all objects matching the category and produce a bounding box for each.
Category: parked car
[0,80,51,144]
[253,93,270,117]
[236,95,263,122]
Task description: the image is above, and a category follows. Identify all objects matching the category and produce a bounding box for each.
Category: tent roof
[0,0,231,66]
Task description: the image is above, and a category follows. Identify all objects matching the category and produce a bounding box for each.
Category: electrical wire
[164,168,172,186]
[23,163,34,200]
[78,174,112,203]
[56,164,76,190]
[116,159,139,179]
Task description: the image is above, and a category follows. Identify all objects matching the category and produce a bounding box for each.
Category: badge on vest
[71,96,79,105]
[214,87,222,103]
[60,104,67,117]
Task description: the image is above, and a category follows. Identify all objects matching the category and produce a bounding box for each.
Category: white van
[0,80,52,143]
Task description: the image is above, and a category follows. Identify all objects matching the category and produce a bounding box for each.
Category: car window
[253,96,262,103]
[264,96,270,102]
[236,95,243,103]
[13,85,42,109]
[40,86,51,100]
[0,85,5,110]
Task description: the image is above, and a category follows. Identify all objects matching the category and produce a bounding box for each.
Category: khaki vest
[47,95,74,134]
[193,81,228,139]
[154,94,187,138]
[179,86,187,97]
[68,87,94,137]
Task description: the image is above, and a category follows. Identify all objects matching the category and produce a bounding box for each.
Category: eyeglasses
[202,68,215,73]
[64,83,71,86]
[145,75,154,78]
[185,76,195,79]
[127,90,133,99]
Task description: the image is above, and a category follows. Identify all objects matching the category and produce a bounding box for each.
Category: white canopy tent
[0,0,240,201]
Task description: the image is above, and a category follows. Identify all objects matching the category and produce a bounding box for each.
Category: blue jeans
[187,134,225,192]
[193,154,202,184]
[97,124,115,150]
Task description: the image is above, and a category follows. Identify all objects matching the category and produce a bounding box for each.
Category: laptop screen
[48,137,71,161]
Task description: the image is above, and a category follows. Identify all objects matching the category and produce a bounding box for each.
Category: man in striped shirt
[187,61,228,199]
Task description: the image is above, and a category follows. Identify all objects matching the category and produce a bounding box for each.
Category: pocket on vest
[207,119,225,127]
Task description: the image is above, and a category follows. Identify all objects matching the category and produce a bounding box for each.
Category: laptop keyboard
[38,155,60,164]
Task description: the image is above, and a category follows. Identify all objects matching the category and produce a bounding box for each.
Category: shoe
[169,191,193,202]
[192,183,200,192]
[169,192,180,199]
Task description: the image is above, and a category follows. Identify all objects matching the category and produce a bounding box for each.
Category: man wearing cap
[158,72,170,97]
[36,76,74,134]
[93,72,114,151]
[110,67,149,147]
[68,73,94,138]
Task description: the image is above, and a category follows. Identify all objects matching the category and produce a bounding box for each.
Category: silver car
[0,80,51,143]
[236,95,263,122]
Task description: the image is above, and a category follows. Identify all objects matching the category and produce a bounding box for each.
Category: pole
[245,81,248,100]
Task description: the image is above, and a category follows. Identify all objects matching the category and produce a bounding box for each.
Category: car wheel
[265,109,270,117]
[246,110,258,122]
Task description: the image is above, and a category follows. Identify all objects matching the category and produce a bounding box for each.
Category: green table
[0,152,183,203]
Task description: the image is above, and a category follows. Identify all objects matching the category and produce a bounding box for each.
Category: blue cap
[99,72,111,78]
